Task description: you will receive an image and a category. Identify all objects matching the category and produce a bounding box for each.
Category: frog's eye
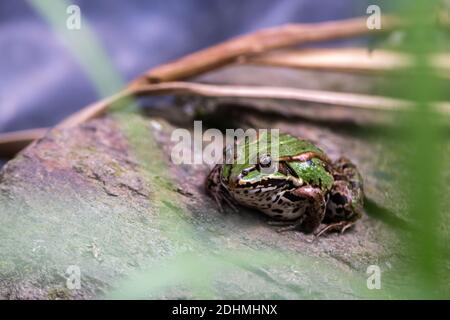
[259,154,272,168]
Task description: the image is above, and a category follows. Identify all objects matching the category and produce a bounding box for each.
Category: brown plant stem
[247,48,409,74]
[57,82,450,130]
[2,82,449,157]
[57,90,132,128]
[246,48,450,77]
[0,128,48,158]
[132,82,450,114]
[135,16,402,84]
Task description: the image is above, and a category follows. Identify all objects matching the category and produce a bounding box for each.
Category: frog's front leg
[318,157,364,236]
[271,185,326,233]
[205,164,238,213]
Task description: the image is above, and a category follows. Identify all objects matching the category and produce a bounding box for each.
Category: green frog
[206,133,364,236]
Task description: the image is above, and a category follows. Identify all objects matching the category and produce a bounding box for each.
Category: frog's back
[277,134,325,158]
[237,133,326,162]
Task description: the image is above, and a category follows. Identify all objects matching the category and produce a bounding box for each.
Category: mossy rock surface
[0,66,446,299]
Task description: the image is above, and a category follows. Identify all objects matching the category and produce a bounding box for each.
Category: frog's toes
[314,221,356,238]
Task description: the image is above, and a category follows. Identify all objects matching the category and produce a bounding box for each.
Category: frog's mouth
[235,175,302,191]
[229,160,304,190]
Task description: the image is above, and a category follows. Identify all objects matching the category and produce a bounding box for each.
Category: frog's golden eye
[259,154,272,168]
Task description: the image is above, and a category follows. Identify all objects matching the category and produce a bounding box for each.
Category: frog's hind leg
[319,157,364,237]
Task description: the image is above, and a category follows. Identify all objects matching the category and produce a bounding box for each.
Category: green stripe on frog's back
[277,134,326,158]
[225,133,328,180]
[244,133,326,160]
[287,158,333,191]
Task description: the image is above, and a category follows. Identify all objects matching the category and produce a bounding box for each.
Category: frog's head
[221,133,334,193]
[223,154,334,196]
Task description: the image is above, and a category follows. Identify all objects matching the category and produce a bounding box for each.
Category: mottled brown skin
[318,157,364,236]
[206,155,364,236]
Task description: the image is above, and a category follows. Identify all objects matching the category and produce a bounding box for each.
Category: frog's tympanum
[206,133,364,236]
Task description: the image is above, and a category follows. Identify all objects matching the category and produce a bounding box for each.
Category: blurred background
[0,0,375,135]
